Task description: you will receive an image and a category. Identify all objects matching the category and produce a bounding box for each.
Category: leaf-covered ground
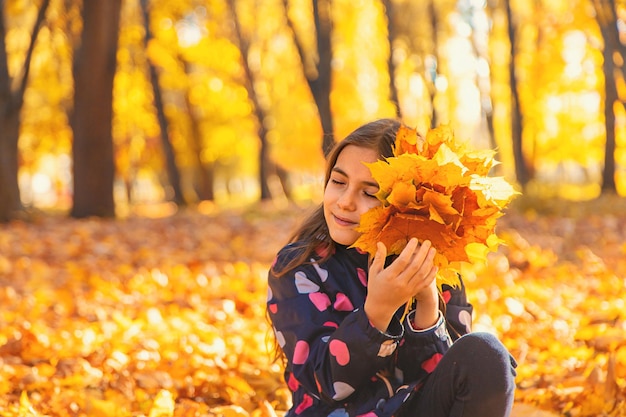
[0,200,625,416]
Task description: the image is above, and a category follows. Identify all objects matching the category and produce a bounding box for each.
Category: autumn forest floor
[1,195,626,416]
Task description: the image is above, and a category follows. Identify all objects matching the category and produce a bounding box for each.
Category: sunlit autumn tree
[503,0,530,190]
[381,0,435,123]
[376,0,440,132]
[592,0,619,194]
[426,0,442,129]
[283,0,335,156]
[0,0,50,222]
[70,0,122,218]
[226,0,274,200]
[460,0,497,155]
[382,0,401,118]
[140,0,187,206]
[179,56,216,201]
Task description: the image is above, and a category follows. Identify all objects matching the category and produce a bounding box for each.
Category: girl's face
[323,145,381,246]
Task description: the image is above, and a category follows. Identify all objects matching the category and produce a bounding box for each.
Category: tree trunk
[504,0,530,189]
[283,0,334,157]
[70,0,121,218]
[593,0,618,194]
[140,0,186,206]
[275,165,293,200]
[603,0,626,103]
[0,101,21,223]
[383,0,401,118]
[180,58,215,201]
[226,0,272,200]
[0,0,50,222]
[427,0,440,129]
[311,0,334,156]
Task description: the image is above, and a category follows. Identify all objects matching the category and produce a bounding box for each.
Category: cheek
[323,186,337,207]
[359,198,381,214]
[322,190,333,218]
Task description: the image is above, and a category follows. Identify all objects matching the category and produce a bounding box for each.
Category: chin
[330,231,358,246]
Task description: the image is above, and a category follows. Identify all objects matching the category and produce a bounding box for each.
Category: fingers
[412,239,435,267]
[385,238,419,272]
[370,241,387,274]
[389,238,435,274]
[418,263,438,285]
[413,241,437,278]
[366,239,438,318]
[372,238,438,285]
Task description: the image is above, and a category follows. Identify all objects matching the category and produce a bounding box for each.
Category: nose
[337,189,356,211]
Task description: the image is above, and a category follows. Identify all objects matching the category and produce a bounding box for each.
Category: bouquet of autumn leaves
[351,124,518,289]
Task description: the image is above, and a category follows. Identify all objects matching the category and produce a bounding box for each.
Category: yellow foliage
[351,124,518,289]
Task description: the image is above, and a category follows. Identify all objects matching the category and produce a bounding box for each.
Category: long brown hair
[272,118,402,277]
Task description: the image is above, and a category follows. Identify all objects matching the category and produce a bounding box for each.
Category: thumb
[370,242,387,273]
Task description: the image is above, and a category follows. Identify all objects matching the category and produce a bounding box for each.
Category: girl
[267,119,517,417]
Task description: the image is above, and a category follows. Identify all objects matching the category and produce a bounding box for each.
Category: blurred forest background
[1,0,625,221]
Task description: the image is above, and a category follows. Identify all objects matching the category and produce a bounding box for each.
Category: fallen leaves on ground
[0,202,625,416]
[489,209,626,416]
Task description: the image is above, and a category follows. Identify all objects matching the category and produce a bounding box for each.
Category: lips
[333,214,357,227]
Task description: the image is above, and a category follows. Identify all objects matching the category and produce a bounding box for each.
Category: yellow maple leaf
[461,149,498,175]
[432,143,468,176]
[423,124,459,157]
[387,180,418,208]
[469,175,518,208]
[351,124,519,289]
[393,125,425,156]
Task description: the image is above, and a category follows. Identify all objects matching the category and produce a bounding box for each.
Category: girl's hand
[364,238,439,331]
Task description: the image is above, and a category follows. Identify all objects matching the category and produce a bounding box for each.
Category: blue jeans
[398,332,517,417]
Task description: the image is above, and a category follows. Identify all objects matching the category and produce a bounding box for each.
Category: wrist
[364,300,393,332]
[412,301,439,330]
[414,284,439,305]
[409,310,443,332]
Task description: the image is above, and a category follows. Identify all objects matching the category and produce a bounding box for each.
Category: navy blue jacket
[267,243,473,417]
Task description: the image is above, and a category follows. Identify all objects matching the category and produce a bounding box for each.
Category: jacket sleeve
[441,275,473,340]
[394,276,473,383]
[267,261,404,404]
